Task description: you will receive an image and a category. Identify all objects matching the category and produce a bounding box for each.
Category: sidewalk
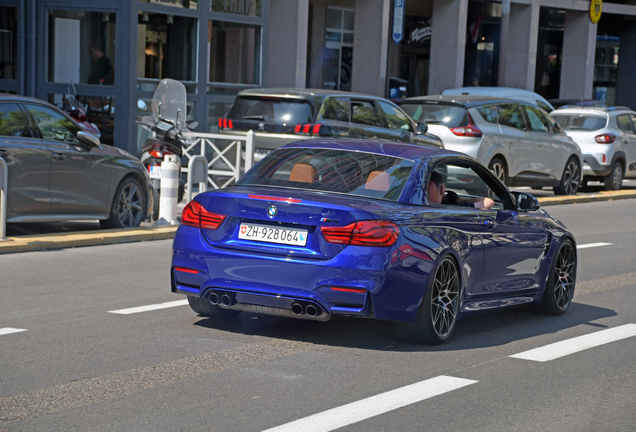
[1,189,635,255]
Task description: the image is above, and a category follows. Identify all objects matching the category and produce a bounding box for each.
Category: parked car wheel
[488,157,508,185]
[187,296,241,318]
[536,239,576,315]
[100,177,145,229]
[554,158,580,195]
[603,161,623,191]
[396,256,460,344]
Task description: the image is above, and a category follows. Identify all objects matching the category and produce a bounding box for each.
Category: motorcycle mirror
[77,131,100,148]
[137,99,148,112]
[188,121,199,130]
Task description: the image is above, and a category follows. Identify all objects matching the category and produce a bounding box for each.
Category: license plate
[238,223,308,246]
[149,165,162,179]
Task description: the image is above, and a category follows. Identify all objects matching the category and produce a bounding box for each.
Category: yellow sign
[590,0,602,24]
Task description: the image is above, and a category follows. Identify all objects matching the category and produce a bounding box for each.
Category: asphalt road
[1,199,635,431]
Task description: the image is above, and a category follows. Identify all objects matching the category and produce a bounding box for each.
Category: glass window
[616,114,634,134]
[536,101,553,113]
[630,114,636,133]
[523,106,550,132]
[430,162,504,210]
[140,0,198,10]
[0,103,31,137]
[476,105,499,124]
[499,104,527,130]
[137,12,197,81]
[320,97,350,122]
[208,21,260,85]
[212,0,261,16]
[0,7,18,81]
[48,10,117,86]
[401,103,467,127]
[551,114,607,131]
[226,96,314,125]
[379,101,411,130]
[25,104,81,144]
[352,101,381,127]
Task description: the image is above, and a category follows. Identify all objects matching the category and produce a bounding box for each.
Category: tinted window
[523,105,550,132]
[551,114,607,131]
[379,101,411,130]
[630,114,636,131]
[226,96,315,125]
[320,97,350,122]
[616,114,634,133]
[400,103,467,127]
[476,105,499,124]
[352,100,382,127]
[499,104,527,130]
[0,103,31,137]
[537,101,553,113]
[25,104,81,144]
[430,162,505,210]
[237,147,415,202]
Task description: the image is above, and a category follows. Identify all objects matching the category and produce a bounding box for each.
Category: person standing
[88,43,114,85]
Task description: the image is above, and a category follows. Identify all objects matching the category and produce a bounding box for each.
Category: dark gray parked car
[0,94,152,228]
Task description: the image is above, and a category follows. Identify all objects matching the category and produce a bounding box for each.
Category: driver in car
[428,171,495,210]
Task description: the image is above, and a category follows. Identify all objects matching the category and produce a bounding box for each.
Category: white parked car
[443,86,555,113]
[399,95,583,195]
[550,106,636,190]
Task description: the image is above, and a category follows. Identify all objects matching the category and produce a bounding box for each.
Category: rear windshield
[399,103,467,127]
[551,114,607,131]
[226,96,316,125]
[237,148,415,202]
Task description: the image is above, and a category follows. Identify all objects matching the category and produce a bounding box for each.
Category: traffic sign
[392,0,405,44]
[590,0,602,24]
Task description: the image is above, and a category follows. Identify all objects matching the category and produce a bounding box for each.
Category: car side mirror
[513,191,540,211]
[137,99,149,112]
[77,131,100,148]
[187,121,199,130]
[416,122,428,135]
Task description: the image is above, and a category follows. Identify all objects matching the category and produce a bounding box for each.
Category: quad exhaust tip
[291,302,304,316]
[208,292,220,305]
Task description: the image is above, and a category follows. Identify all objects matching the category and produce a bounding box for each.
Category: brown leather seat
[289,163,318,183]
[365,170,391,191]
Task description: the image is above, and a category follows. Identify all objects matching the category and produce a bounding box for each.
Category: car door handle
[52,152,65,160]
[483,219,496,230]
[505,139,514,144]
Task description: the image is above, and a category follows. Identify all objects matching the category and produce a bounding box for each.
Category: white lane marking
[261,375,477,432]
[577,242,612,249]
[510,323,636,362]
[0,328,27,336]
[108,299,189,315]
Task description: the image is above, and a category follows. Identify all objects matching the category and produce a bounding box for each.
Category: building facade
[1,0,635,155]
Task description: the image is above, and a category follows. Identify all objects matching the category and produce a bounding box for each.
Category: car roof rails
[607,106,632,111]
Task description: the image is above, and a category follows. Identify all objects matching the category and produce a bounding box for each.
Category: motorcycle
[137,79,197,219]
[63,83,102,138]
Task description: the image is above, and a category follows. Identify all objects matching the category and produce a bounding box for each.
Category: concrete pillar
[504,1,540,90]
[428,0,468,95]
[351,0,391,97]
[266,0,309,88]
[616,24,636,110]
[308,3,327,89]
[559,9,597,100]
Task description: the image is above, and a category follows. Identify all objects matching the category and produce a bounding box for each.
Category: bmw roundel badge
[267,205,278,217]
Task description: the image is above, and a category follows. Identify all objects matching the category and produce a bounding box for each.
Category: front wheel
[396,256,460,344]
[554,158,581,195]
[537,239,577,315]
[603,161,623,191]
[488,157,508,185]
[100,177,145,229]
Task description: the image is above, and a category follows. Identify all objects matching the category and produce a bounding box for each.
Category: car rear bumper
[583,155,612,177]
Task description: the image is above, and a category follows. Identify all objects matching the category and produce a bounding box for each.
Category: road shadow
[192,300,617,353]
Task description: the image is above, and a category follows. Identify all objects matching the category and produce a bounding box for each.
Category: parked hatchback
[216,88,442,160]
[398,95,583,195]
[0,93,152,227]
[550,106,636,190]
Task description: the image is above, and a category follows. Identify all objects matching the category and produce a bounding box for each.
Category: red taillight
[321,220,399,247]
[218,118,223,128]
[174,267,199,274]
[450,113,482,137]
[149,150,173,159]
[294,124,322,135]
[181,201,226,230]
[312,124,321,134]
[330,287,367,294]
[595,133,616,144]
[303,124,311,133]
[294,124,302,133]
[218,118,233,130]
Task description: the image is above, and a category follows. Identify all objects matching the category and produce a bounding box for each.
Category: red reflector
[321,220,399,247]
[174,267,199,274]
[603,154,606,163]
[331,287,367,294]
[303,124,311,133]
[595,133,616,144]
[248,194,302,203]
[181,201,226,230]
[294,125,302,133]
[312,124,321,134]
[149,150,163,158]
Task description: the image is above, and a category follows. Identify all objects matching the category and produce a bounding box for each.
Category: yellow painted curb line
[537,189,636,206]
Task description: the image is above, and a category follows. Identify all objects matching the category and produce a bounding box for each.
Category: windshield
[151,79,187,131]
[551,114,607,131]
[226,96,315,125]
[400,103,467,127]
[237,148,415,202]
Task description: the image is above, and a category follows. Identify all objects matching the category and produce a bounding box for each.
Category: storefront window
[137,12,197,82]
[208,21,260,85]
[140,0,197,10]
[47,93,116,146]
[212,0,261,17]
[463,2,501,87]
[0,7,18,81]
[323,7,354,91]
[47,10,117,86]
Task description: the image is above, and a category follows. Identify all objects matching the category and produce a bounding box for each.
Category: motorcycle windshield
[151,79,187,132]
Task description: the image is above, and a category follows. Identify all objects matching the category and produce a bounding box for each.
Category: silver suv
[550,106,636,190]
[399,95,583,195]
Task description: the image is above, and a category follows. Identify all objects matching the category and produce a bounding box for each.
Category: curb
[537,189,636,206]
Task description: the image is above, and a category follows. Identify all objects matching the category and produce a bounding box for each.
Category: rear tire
[554,158,581,195]
[537,239,577,315]
[100,177,145,229]
[603,161,623,191]
[488,157,508,185]
[187,296,242,318]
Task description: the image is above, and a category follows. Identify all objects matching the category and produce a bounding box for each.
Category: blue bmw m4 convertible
[171,140,577,344]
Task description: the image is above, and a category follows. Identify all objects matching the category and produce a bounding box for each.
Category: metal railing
[181,130,255,190]
[0,157,8,241]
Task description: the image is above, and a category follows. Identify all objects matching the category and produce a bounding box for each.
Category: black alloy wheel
[101,177,145,229]
[554,158,581,195]
[538,239,577,315]
[603,161,623,191]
